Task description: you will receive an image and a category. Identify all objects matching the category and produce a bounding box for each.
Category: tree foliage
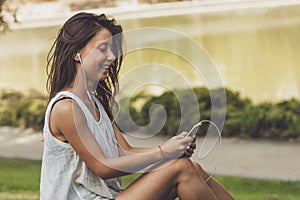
[0,0,9,34]
[0,89,46,130]
[0,87,299,140]
[118,87,300,140]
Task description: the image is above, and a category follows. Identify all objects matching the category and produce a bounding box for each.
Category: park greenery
[0,87,300,140]
[0,157,300,200]
[0,89,46,130]
[0,0,8,34]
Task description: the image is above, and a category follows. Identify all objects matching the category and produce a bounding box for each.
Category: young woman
[40,12,234,200]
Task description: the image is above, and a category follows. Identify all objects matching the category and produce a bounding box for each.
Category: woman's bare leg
[116,157,217,200]
[193,162,235,200]
[164,162,235,200]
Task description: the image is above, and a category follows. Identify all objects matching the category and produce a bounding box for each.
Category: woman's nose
[107,48,116,61]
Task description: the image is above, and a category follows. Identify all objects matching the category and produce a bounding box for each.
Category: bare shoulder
[51,97,74,118]
[48,98,75,141]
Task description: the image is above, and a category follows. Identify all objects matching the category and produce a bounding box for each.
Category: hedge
[0,88,299,140]
[0,89,46,130]
[117,87,300,140]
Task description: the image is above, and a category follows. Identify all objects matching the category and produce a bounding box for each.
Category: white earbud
[76,52,92,101]
[77,52,83,63]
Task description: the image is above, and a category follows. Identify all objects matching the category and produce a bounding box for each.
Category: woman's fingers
[184,146,194,157]
[177,131,188,138]
[161,132,194,159]
[189,141,196,150]
[184,136,196,157]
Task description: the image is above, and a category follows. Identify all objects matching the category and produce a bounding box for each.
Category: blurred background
[1,1,300,199]
[1,0,300,140]
[0,0,299,102]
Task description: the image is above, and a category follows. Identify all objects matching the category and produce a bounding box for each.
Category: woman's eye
[97,44,108,53]
[99,47,107,53]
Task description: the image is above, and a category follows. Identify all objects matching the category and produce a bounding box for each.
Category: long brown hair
[46,12,123,120]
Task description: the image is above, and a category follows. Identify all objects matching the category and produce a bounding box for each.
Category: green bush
[0,90,24,127]
[0,89,46,131]
[1,87,300,140]
[15,98,47,130]
[222,89,253,137]
[0,109,18,127]
[117,87,300,140]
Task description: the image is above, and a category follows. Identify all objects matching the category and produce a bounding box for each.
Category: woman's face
[77,28,116,83]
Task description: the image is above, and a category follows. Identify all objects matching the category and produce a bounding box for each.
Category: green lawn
[0,157,41,200]
[0,157,299,200]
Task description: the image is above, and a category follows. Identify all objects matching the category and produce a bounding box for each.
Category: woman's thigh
[116,157,192,200]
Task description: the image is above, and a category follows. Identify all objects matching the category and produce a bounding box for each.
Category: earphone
[77,52,93,101]
[76,51,129,157]
[186,120,222,182]
[77,51,220,179]
[77,52,82,63]
[77,51,120,122]
[97,83,120,124]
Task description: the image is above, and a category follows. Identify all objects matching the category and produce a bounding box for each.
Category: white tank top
[40,91,122,200]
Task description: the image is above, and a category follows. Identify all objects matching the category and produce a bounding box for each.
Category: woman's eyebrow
[96,41,109,47]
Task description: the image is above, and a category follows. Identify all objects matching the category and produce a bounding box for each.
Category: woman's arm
[112,124,197,157]
[112,124,154,154]
[51,100,192,179]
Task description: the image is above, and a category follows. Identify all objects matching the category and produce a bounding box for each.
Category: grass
[0,157,41,200]
[215,176,300,200]
[0,157,300,200]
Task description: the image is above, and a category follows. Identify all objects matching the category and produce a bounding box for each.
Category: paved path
[0,127,299,181]
[0,127,43,160]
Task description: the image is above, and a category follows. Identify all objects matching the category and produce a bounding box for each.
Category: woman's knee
[171,157,196,175]
[154,157,195,180]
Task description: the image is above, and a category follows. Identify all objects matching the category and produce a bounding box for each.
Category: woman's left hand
[184,136,196,157]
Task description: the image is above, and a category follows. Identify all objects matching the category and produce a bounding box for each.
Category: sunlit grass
[0,157,41,200]
[216,176,300,200]
[1,157,300,200]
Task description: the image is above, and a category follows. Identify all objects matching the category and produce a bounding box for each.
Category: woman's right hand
[161,132,193,160]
